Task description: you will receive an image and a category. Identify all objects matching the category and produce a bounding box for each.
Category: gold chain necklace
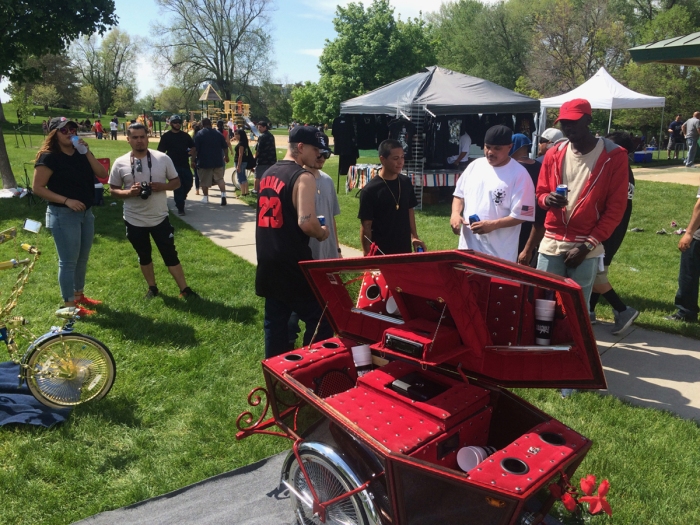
[379,174,401,210]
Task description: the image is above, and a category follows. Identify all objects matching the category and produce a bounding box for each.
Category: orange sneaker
[75,306,96,316]
[76,294,102,306]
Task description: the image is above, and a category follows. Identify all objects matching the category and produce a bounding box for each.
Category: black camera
[139,181,152,200]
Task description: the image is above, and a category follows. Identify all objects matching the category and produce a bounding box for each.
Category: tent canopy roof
[199,84,222,102]
[340,66,540,115]
[629,31,700,66]
[540,67,665,110]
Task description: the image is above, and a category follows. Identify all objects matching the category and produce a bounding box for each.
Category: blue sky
[1,0,449,101]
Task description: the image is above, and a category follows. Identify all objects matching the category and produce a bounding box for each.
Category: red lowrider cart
[237,250,607,525]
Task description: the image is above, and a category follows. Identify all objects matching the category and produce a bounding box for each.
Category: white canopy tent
[539,67,666,155]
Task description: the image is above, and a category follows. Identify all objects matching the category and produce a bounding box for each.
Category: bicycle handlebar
[0,258,30,270]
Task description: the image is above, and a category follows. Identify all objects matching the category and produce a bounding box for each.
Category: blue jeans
[236,161,248,184]
[264,296,333,358]
[173,165,194,211]
[46,206,95,302]
[674,238,700,320]
[686,137,698,166]
[537,253,599,306]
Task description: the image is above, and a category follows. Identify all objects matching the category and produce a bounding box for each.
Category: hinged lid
[301,250,606,389]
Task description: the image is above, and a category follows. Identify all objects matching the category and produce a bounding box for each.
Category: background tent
[629,31,700,66]
[340,66,540,115]
[539,67,665,135]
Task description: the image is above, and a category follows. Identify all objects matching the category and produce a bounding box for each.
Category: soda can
[468,214,480,224]
[317,215,325,226]
[556,184,569,197]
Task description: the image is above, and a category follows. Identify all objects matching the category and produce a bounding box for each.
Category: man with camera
[109,123,198,299]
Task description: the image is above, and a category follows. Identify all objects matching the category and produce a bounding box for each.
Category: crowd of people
[31,99,700,365]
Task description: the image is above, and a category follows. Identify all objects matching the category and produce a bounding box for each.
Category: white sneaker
[201,196,209,204]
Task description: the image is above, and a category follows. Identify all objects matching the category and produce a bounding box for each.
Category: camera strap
[130,150,152,183]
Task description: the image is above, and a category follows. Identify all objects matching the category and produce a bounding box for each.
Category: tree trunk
[0,99,18,189]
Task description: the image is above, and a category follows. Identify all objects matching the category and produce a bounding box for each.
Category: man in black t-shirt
[252,118,277,195]
[667,114,683,160]
[358,139,426,255]
[157,114,196,215]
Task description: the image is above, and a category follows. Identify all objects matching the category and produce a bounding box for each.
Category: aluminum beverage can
[317,215,325,226]
[468,214,480,224]
[556,184,568,197]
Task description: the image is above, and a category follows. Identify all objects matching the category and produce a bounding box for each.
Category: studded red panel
[410,405,493,471]
[325,386,445,454]
[358,360,490,430]
[263,338,350,376]
[466,419,589,495]
[289,352,357,396]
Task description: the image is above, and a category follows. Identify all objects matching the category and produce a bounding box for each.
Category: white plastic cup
[385,295,398,315]
[351,344,372,367]
[535,299,556,345]
[457,446,487,472]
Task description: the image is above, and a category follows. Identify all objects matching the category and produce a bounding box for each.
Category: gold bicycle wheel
[24,333,115,409]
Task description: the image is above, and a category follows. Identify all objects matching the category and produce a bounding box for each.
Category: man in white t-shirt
[109,123,198,299]
[109,119,118,140]
[447,129,472,168]
[450,125,535,262]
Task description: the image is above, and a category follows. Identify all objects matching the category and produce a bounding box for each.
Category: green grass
[2,126,700,524]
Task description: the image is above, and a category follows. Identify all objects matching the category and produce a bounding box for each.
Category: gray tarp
[340,66,540,115]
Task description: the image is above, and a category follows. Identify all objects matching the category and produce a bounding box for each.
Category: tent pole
[607,110,613,134]
[658,106,665,160]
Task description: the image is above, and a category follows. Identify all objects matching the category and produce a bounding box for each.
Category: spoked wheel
[23,333,116,409]
[283,442,378,525]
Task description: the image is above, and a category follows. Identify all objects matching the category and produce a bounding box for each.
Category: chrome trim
[485,345,571,352]
[453,264,539,288]
[350,308,404,325]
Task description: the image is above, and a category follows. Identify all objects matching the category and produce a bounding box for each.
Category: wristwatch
[582,241,595,251]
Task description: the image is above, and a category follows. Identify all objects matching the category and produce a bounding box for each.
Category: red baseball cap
[555,98,592,123]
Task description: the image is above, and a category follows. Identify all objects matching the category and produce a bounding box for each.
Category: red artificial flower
[548,483,563,499]
[561,492,578,512]
[580,474,597,496]
[579,479,612,516]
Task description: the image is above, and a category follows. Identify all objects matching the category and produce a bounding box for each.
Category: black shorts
[125,217,180,267]
[602,203,632,266]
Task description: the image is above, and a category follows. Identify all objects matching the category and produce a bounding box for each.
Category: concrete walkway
[168,174,700,423]
[634,163,700,186]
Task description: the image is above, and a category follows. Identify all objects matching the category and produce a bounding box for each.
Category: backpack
[245,146,257,170]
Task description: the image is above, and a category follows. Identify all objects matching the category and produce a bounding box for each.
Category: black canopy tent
[340,66,540,115]
[337,66,540,201]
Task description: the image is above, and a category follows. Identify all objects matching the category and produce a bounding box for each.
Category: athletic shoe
[201,196,209,204]
[75,306,96,317]
[251,190,258,195]
[178,208,186,216]
[589,311,597,325]
[221,196,227,206]
[145,286,159,299]
[76,294,102,306]
[611,307,639,335]
[179,287,199,299]
[664,311,697,322]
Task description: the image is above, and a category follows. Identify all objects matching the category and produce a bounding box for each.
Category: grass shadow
[77,393,143,428]
[160,294,258,324]
[86,304,198,346]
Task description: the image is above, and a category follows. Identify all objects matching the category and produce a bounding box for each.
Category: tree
[79,85,99,113]
[291,82,324,125]
[0,0,116,188]
[153,0,274,101]
[312,0,435,123]
[31,84,61,110]
[8,52,80,109]
[157,86,188,113]
[260,81,294,126]
[72,29,140,114]
[528,0,629,96]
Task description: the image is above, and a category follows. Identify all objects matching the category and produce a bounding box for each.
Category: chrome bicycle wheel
[283,443,377,525]
[24,333,115,409]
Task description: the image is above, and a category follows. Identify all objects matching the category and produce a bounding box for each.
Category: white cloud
[300,0,447,19]
[299,48,324,58]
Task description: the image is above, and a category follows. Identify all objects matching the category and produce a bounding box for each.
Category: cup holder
[500,458,529,475]
[539,432,566,446]
[365,284,382,301]
[284,354,303,362]
[322,342,340,349]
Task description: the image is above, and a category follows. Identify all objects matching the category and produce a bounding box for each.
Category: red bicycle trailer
[237,250,607,525]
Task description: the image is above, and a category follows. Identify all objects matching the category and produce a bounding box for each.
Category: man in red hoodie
[536,98,629,317]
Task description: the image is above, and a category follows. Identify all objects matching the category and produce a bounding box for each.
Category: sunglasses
[58,127,78,135]
[317,150,332,159]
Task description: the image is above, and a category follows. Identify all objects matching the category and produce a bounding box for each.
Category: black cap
[170,114,182,123]
[257,118,270,127]
[49,117,77,132]
[484,125,513,146]
[289,125,330,151]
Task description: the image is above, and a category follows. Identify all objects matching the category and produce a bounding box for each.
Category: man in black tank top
[256,126,334,357]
